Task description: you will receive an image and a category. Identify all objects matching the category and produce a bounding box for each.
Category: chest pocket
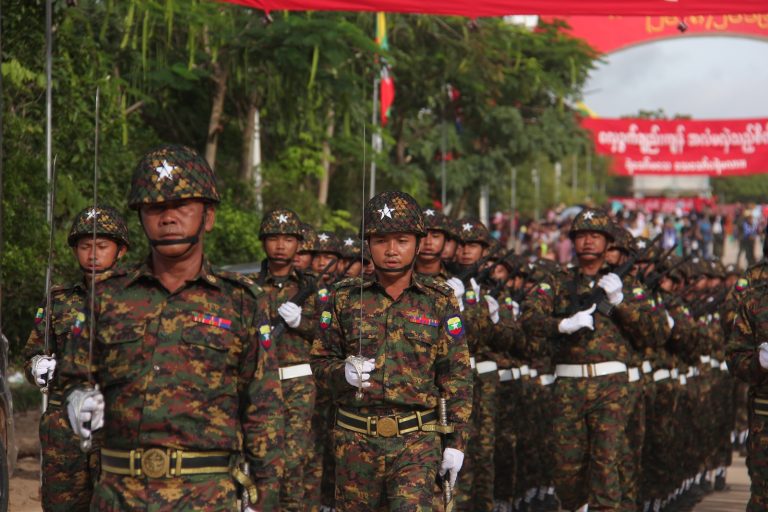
[99,323,146,385]
[402,322,439,369]
[182,324,238,392]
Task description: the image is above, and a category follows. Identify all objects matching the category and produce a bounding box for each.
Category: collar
[127,256,221,290]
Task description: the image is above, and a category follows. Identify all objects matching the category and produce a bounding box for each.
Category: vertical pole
[369,77,379,199]
[532,168,540,221]
[479,184,489,228]
[441,121,447,211]
[0,0,4,329]
[554,162,561,205]
[586,149,593,198]
[45,0,53,223]
[252,108,263,213]
[572,152,579,200]
[510,167,517,252]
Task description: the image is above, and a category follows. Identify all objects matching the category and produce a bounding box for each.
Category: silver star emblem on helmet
[318,233,329,242]
[344,238,354,247]
[86,208,99,220]
[155,160,176,181]
[583,211,595,220]
[462,222,473,232]
[277,214,289,224]
[424,209,435,216]
[636,240,647,249]
[378,204,395,220]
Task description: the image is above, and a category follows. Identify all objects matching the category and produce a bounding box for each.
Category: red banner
[221,0,768,17]
[582,118,768,177]
[549,14,768,54]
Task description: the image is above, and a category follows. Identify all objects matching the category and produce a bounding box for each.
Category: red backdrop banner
[582,118,768,177]
[548,14,768,54]
[220,0,768,17]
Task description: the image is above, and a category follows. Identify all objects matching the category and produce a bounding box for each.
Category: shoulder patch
[332,277,364,290]
[537,282,553,296]
[216,270,265,298]
[735,278,749,292]
[445,315,464,338]
[319,310,333,330]
[417,275,453,297]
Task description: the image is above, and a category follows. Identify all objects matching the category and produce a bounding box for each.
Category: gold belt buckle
[141,448,169,478]
[377,417,398,437]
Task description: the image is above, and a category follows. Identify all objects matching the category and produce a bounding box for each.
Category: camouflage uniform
[84,145,285,510]
[311,191,473,511]
[23,205,130,512]
[258,208,319,511]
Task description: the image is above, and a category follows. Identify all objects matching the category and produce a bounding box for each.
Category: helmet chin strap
[373,246,420,275]
[144,206,207,256]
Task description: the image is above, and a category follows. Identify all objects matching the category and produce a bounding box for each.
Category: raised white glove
[30,354,56,387]
[469,278,481,299]
[510,300,520,319]
[438,447,465,487]
[446,278,466,312]
[278,301,302,328]
[344,358,375,388]
[597,273,624,306]
[666,311,675,330]
[67,387,105,439]
[558,304,596,334]
[484,296,500,324]
[759,343,768,370]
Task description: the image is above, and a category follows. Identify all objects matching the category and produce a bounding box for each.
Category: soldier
[338,233,364,279]
[293,223,318,272]
[66,144,284,510]
[311,191,473,510]
[521,208,662,511]
[257,208,318,511]
[24,205,129,511]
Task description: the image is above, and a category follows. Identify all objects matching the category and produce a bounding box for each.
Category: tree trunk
[318,107,335,205]
[240,91,263,211]
[205,63,228,170]
[395,117,407,165]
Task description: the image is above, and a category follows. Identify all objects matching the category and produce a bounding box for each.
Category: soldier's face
[264,234,299,262]
[293,252,313,271]
[74,237,126,273]
[312,252,338,276]
[140,200,215,258]
[458,242,484,265]
[368,233,419,272]
[344,260,363,278]
[573,231,607,261]
[419,230,446,259]
[492,264,509,283]
[441,238,458,260]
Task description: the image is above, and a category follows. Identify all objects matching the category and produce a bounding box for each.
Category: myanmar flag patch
[317,288,330,303]
[537,283,552,296]
[736,278,748,292]
[464,290,477,305]
[632,287,646,301]
[446,316,464,338]
[35,307,45,325]
[504,297,514,309]
[320,311,332,330]
[259,324,272,349]
[72,312,86,336]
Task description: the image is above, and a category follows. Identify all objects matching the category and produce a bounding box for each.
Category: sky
[583,36,768,119]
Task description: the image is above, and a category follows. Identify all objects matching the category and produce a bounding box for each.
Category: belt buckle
[141,448,169,479]
[377,416,398,437]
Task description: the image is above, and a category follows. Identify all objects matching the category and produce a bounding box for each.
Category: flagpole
[369,76,379,199]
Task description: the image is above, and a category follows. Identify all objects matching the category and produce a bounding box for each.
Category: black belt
[101,448,232,479]
[336,408,451,437]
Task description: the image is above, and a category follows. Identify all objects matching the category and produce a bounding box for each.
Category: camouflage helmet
[608,225,635,255]
[632,236,662,263]
[259,208,303,240]
[422,207,451,234]
[458,218,491,246]
[128,144,220,209]
[313,230,343,257]
[569,208,614,241]
[363,191,425,237]
[298,223,317,253]
[445,217,464,241]
[725,263,741,277]
[339,232,363,259]
[68,205,130,247]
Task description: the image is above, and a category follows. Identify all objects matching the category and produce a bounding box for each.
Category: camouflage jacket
[727,266,768,389]
[23,280,91,397]
[311,274,473,451]
[257,267,318,365]
[493,288,531,368]
[521,265,663,365]
[88,258,284,505]
[722,263,768,340]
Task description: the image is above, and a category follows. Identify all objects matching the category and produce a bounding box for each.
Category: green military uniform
[311,191,473,511]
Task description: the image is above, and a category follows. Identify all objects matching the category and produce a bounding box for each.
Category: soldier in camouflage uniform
[311,191,473,511]
[66,144,285,511]
[294,223,318,272]
[521,208,663,511]
[257,208,318,511]
[24,205,129,512]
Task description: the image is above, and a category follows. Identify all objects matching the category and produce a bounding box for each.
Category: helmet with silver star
[68,205,130,248]
[608,225,635,255]
[259,208,303,240]
[363,191,425,238]
[422,207,451,234]
[128,144,220,209]
[632,236,662,262]
[568,208,614,241]
[313,230,343,257]
[339,232,362,259]
[458,218,491,246]
[297,223,317,253]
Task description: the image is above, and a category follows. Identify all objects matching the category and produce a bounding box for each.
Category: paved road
[695,452,750,511]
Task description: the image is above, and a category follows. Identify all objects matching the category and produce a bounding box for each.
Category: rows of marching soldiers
[21,143,760,512]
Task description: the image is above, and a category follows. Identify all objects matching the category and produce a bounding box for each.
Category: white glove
[666,311,675,330]
[30,354,56,387]
[510,300,520,319]
[469,278,481,298]
[277,301,302,328]
[446,278,466,312]
[597,273,624,306]
[344,358,375,388]
[484,296,500,324]
[438,447,465,487]
[759,343,768,370]
[558,304,597,334]
[67,387,105,439]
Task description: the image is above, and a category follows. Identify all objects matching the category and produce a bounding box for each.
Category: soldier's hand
[344,358,375,388]
[67,387,105,439]
[30,354,56,387]
[558,304,596,334]
[510,300,521,319]
[484,295,500,324]
[666,311,675,330]
[446,278,466,312]
[597,273,624,306]
[439,447,464,486]
[469,278,482,298]
[277,301,302,328]
[759,343,768,370]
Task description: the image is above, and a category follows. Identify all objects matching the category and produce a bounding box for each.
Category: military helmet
[422,207,451,234]
[339,232,362,259]
[608,225,635,255]
[458,218,491,246]
[259,208,303,240]
[445,217,464,241]
[569,208,614,240]
[313,230,343,257]
[725,263,741,276]
[298,223,318,253]
[363,191,425,237]
[68,205,130,247]
[128,144,220,209]
[632,236,661,262]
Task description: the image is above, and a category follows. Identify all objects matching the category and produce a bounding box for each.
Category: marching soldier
[311,191,473,511]
[23,205,129,511]
[293,223,318,272]
[66,144,284,510]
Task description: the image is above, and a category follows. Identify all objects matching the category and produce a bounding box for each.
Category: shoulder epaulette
[50,283,77,296]
[216,270,265,298]
[417,275,452,297]
[333,277,363,291]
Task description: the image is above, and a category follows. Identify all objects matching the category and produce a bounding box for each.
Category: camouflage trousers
[552,372,630,511]
[456,370,497,511]
[642,378,679,500]
[305,390,336,510]
[746,397,768,511]
[40,404,99,512]
[91,473,237,511]
[494,379,520,501]
[618,377,646,512]
[712,371,735,469]
[281,375,317,511]
[332,424,442,511]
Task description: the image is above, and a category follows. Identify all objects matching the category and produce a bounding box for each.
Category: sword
[439,397,455,512]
